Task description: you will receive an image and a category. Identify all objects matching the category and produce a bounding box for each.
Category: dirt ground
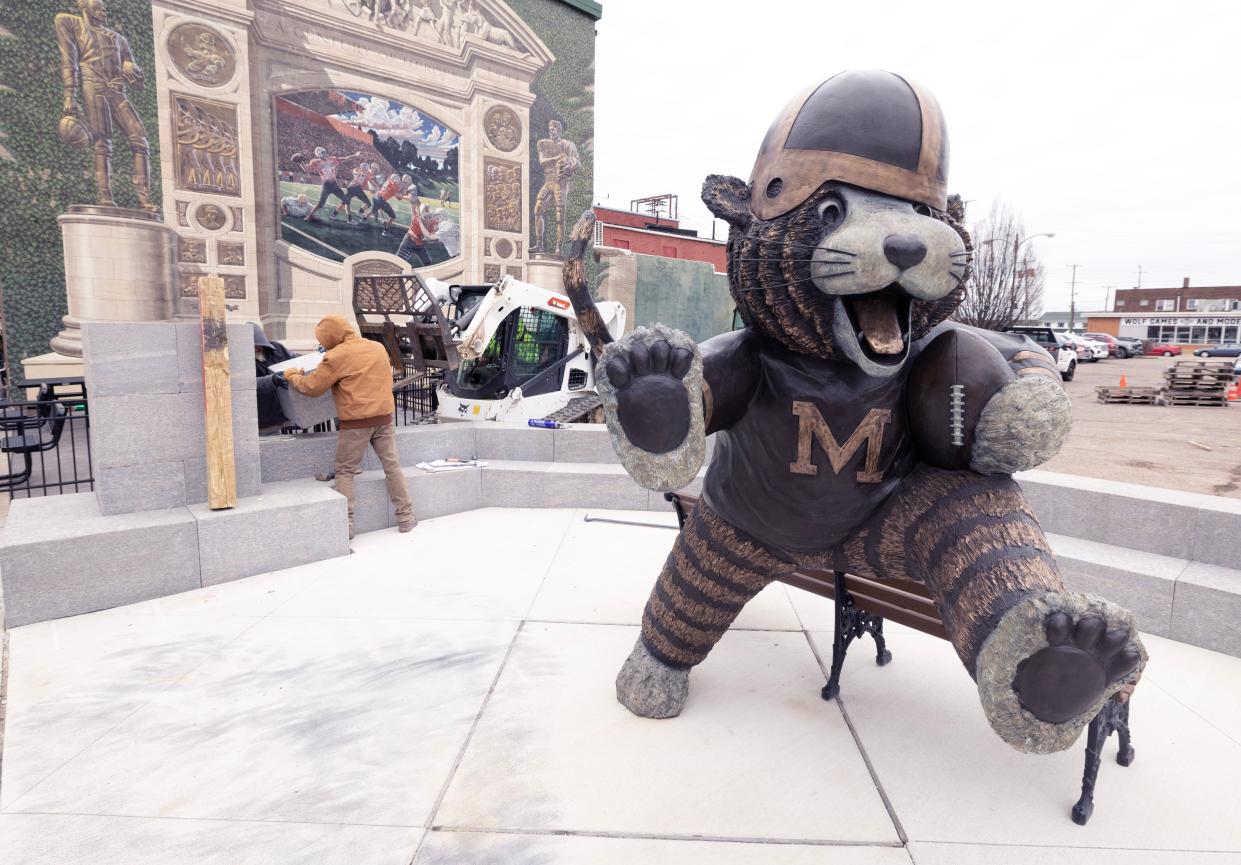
[1041,354,1241,498]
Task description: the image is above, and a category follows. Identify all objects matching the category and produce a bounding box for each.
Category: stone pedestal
[50,206,177,358]
[526,253,567,293]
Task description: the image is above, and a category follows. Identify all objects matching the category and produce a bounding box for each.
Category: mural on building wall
[275,89,461,266]
[504,0,594,260]
[173,94,241,196]
[483,158,521,232]
[0,0,162,366]
[337,0,529,54]
[166,22,236,87]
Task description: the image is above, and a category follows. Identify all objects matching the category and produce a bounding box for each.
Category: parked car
[1193,343,1241,358]
[1003,326,1078,381]
[1080,332,1121,357]
[1057,331,1107,361]
[1112,336,1144,358]
[1145,342,1185,357]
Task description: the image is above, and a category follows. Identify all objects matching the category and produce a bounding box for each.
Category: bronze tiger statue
[564,70,1144,754]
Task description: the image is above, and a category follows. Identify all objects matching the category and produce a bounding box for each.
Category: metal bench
[665,491,1133,826]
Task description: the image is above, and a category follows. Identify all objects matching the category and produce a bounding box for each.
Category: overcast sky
[593,0,1241,312]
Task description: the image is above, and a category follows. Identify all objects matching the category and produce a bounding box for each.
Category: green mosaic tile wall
[0,0,163,369]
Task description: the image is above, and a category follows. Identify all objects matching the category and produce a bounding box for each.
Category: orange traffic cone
[1227,381,1239,401]
[1118,374,1129,388]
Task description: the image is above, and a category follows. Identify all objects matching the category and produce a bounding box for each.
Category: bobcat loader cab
[435,275,626,423]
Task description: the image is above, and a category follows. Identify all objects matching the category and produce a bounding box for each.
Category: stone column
[50,206,178,357]
[526,253,566,293]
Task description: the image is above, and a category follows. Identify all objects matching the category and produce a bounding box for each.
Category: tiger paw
[1013,612,1142,724]
[975,591,1146,754]
[597,325,705,492]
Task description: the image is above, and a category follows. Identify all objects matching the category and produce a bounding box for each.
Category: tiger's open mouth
[837,284,913,366]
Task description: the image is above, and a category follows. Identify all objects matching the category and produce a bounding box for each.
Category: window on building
[1054,321,1065,328]
[662,246,677,258]
[1139,299,1149,307]
[1147,325,1161,338]
[1155,299,1176,311]
[1232,301,1241,311]
[1116,300,1126,308]
[1226,326,1239,341]
[1208,327,1223,343]
[1175,326,1192,342]
[1186,299,1199,311]
[1190,326,1207,343]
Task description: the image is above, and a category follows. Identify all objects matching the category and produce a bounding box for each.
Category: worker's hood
[314,314,357,350]
[250,322,274,350]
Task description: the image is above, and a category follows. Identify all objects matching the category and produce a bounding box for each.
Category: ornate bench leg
[1072,695,1132,825]
[821,571,891,701]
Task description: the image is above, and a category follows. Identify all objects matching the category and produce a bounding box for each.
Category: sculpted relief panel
[483,158,521,233]
[167,22,236,87]
[173,94,241,196]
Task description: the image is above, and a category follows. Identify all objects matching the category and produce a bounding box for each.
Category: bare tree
[954,202,1045,331]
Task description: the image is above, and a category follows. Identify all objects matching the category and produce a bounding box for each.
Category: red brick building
[592,205,727,272]
[1113,279,1241,314]
[1085,280,1241,348]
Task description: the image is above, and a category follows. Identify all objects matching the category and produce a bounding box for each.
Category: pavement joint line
[0,810,422,828]
[1142,677,1241,749]
[801,629,910,846]
[425,824,907,847]
[907,838,1241,854]
[518,509,586,623]
[0,612,271,814]
[414,619,527,863]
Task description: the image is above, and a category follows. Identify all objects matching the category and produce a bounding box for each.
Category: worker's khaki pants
[334,423,414,532]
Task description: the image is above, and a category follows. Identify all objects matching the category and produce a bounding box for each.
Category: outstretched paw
[606,336,695,453]
[597,325,705,492]
[1013,612,1141,724]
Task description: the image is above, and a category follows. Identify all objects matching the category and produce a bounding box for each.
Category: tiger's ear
[701,174,752,230]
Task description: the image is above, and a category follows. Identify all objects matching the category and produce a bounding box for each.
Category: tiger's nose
[883,234,927,270]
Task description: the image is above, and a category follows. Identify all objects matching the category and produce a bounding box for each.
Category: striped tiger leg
[616,501,794,719]
[843,464,1147,754]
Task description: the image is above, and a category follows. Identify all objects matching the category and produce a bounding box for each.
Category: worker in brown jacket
[281,314,416,537]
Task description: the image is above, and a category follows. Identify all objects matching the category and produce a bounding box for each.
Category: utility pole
[1137,265,1143,289]
[1068,264,1080,330]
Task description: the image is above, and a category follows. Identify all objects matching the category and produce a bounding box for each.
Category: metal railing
[0,377,93,498]
[279,370,442,435]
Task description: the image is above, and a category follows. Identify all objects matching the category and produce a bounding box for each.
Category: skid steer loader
[350,271,625,424]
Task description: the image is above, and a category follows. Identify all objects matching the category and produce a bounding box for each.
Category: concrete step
[1048,532,1241,657]
[0,480,349,629]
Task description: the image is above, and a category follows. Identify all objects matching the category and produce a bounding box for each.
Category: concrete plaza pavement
[1,508,1239,864]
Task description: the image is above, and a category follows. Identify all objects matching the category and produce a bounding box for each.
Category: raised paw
[1012,612,1141,724]
[605,335,696,453]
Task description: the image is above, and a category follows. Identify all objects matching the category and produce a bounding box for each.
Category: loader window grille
[568,369,587,390]
[513,307,569,381]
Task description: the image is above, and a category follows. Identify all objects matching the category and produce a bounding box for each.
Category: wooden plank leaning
[197,276,237,510]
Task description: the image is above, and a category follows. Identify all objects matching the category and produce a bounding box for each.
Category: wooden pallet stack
[1095,386,1159,405]
[1161,360,1234,406]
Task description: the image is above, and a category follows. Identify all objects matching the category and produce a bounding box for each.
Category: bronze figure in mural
[530,120,580,255]
[173,95,241,196]
[55,0,157,211]
[167,23,236,87]
[484,105,522,152]
[483,158,521,233]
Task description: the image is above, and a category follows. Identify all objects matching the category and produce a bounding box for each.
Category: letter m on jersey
[788,402,892,483]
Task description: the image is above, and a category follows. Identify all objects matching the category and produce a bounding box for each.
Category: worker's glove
[271,372,289,389]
